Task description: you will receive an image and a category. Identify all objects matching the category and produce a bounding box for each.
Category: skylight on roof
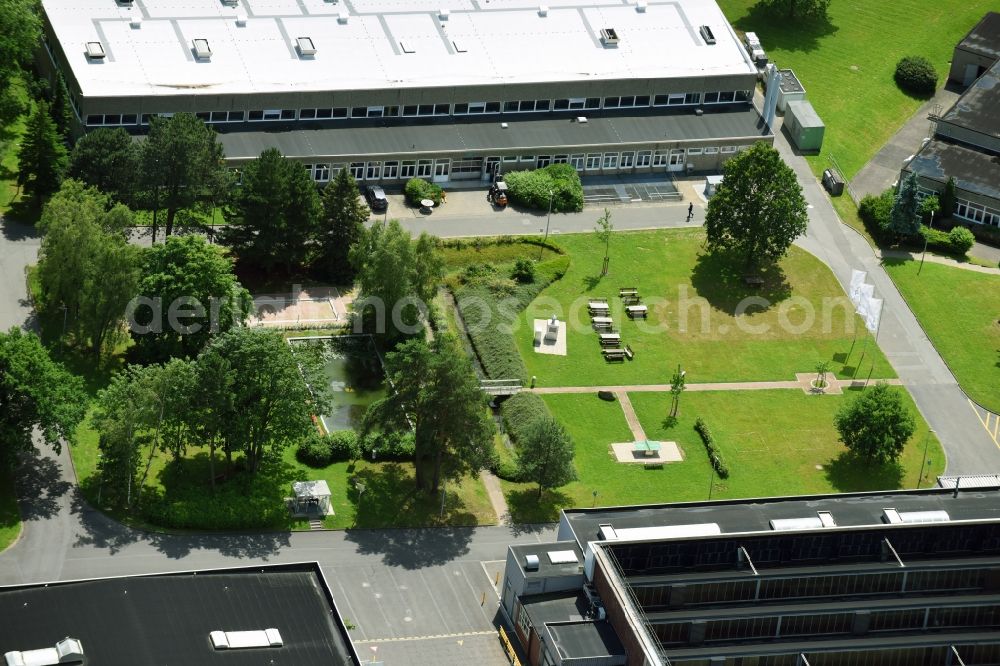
[296,37,316,56]
[547,550,579,564]
[85,41,106,59]
[210,629,283,650]
[192,38,212,59]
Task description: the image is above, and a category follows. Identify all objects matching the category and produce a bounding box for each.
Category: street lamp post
[539,189,554,260]
[354,481,366,527]
[917,429,934,488]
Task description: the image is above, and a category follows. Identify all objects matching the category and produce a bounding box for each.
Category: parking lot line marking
[970,400,1000,450]
[355,631,497,644]
[480,561,502,601]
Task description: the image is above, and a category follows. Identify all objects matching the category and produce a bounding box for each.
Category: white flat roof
[43,0,756,98]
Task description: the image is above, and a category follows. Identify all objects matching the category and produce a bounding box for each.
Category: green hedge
[694,417,730,479]
[919,225,976,256]
[404,178,444,206]
[492,436,524,481]
[296,430,361,467]
[500,392,552,448]
[504,164,584,213]
[858,189,894,241]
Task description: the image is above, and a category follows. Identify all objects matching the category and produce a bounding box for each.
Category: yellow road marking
[969,400,1000,450]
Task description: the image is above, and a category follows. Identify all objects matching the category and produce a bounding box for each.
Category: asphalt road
[0,218,39,332]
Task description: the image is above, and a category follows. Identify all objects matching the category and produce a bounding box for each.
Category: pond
[290,335,386,432]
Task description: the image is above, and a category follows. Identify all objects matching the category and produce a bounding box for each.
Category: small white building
[291,480,333,516]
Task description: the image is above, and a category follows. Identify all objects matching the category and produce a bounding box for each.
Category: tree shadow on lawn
[690,252,792,315]
[344,464,477,568]
[732,3,838,54]
[505,487,572,524]
[824,450,904,492]
[15,447,72,522]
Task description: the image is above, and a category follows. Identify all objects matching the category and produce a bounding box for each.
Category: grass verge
[883,258,1000,413]
[0,470,20,552]
[502,389,944,523]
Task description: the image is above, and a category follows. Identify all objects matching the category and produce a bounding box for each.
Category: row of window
[956,198,1000,227]
[292,147,751,182]
[668,643,1000,666]
[83,90,752,127]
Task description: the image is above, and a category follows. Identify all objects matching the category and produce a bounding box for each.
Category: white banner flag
[855,284,874,315]
[849,270,867,305]
[865,298,883,332]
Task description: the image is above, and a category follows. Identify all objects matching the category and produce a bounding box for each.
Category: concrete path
[479,470,510,526]
[614,391,647,441]
[773,125,1000,475]
[880,249,1000,275]
[0,218,41,332]
[529,378,903,394]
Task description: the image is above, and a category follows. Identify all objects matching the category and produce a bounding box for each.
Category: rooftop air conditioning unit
[600,28,619,46]
[235,12,247,25]
[192,38,212,59]
[538,5,548,16]
[129,12,142,28]
[296,36,316,56]
[524,554,540,571]
[438,8,449,19]
[636,0,647,11]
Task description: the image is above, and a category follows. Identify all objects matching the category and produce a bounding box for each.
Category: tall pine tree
[319,168,370,283]
[17,99,67,203]
[889,172,921,238]
[49,72,73,140]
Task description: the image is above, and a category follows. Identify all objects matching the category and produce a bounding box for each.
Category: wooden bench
[624,344,634,360]
[743,275,765,288]
[619,287,638,298]
[602,348,626,362]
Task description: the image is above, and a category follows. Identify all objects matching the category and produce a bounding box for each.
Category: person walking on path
[686,202,694,221]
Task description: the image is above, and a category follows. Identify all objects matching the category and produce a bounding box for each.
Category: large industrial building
[38,0,772,184]
[501,486,1000,666]
[0,562,361,666]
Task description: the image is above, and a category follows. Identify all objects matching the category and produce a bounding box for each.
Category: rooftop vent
[538,5,548,16]
[192,38,212,59]
[296,36,316,56]
[636,0,647,11]
[85,41,106,59]
[882,509,950,525]
[576,116,588,123]
[4,637,84,666]
[600,28,619,46]
[500,122,508,128]
[699,25,716,45]
[438,8,449,19]
[129,12,142,28]
[221,0,238,6]
[235,12,247,25]
[524,554,540,571]
[337,12,349,23]
[210,629,283,650]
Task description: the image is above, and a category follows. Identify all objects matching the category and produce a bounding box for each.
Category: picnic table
[602,348,626,362]
[599,333,621,347]
[626,304,648,319]
[592,316,614,331]
[622,295,641,306]
[588,299,609,308]
[619,287,638,298]
[633,440,662,457]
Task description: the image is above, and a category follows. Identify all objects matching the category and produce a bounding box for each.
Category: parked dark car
[365,185,388,212]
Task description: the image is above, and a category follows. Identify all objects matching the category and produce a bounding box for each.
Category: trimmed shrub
[948,226,976,255]
[329,430,360,461]
[858,189,894,239]
[694,417,730,479]
[894,56,938,96]
[492,438,524,481]
[500,392,551,447]
[504,164,584,213]
[361,430,416,461]
[511,258,536,284]
[296,431,333,467]
[404,178,444,206]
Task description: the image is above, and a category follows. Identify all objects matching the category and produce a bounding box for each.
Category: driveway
[0,217,40,331]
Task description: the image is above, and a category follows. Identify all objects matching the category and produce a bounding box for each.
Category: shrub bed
[143,484,288,530]
[504,164,584,213]
[404,178,444,206]
[500,392,551,446]
[918,225,976,256]
[694,417,730,479]
[894,56,938,96]
[858,189,894,241]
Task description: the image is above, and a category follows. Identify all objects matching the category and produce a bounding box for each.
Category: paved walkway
[614,391,647,441]
[530,378,903,395]
[479,470,510,526]
[880,249,1000,275]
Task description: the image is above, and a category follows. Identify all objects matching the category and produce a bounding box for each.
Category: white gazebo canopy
[291,480,333,516]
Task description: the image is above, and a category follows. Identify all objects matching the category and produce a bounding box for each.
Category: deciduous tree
[594,208,613,276]
[758,0,831,20]
[363,334,495,494]
[704,143,808,273]
[516,416,576,497]
[0,328,87,468]
[320,169,370,283]
[131,234,252,362]
[0,0,41,125]
[834,382,916,465]
[140,113,228,237]
[17,99,67,202]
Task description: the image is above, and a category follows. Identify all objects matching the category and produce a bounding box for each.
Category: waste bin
[822,168,845,196]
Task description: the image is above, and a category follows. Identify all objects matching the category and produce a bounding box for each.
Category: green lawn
[516,230,893,387]
[0,79,30,219]
[441,240,561,271]
[0,470,20,552]
[718,0,998,179]
[502,389,944,523]
[884,259,1000,413]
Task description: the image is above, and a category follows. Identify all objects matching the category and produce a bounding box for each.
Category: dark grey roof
[0,564,359,666]
[519,592,590,628]
[545,621,626,662]
[511,541,584,579]
[561,486,1000,547]
[778,69,804,94]
[217,108,771,160]
[956,11,1000,59]
[940,58,1000,136]
[906,137,1000,201]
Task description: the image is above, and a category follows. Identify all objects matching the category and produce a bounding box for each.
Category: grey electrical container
[784,100,825,152]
